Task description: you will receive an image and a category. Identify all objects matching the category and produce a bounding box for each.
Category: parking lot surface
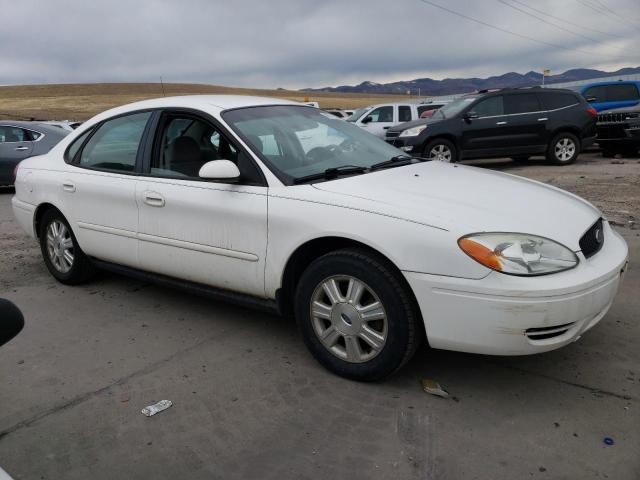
[0,152,639,479]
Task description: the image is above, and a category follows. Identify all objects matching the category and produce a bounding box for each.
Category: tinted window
[398,105,412,122]
[66,128,94,162]
[473,96,504,117]
[504,93,541,114]
[583,85,607,102]
[540,92,579,110]
[606,84,640,101]
[0,126,31,143]
[78,112,151,172]
[366,106,393,123]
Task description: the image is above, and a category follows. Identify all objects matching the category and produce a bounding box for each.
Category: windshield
[223,105,406,183]
[346,107,369,122]
[437,96,479,118]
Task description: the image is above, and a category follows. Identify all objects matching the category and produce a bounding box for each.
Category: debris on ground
[421,379,449,398]
[141,400,173,417]
[603,437,615,446]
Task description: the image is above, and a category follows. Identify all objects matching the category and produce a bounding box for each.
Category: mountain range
[303,67,640,96]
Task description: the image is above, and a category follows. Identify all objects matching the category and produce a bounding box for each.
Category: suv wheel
[39,209,95,284]
[423,139,456,163]
[547,132,579,165]
[295,249,421,381]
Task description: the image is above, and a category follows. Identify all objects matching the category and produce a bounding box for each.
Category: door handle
[62,182,76,193]
[143,191,165,207]
[537,117,548,121]
[15,146,29,151]
[496,121,508,126]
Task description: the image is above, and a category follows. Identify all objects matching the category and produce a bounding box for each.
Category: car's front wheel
[295,249,421,381]
[39,209,95,284]
[423,138,457,163]
[547,132,580,164]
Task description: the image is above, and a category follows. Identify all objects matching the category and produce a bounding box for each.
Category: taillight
[586,106,597,117]
[12,161,21,184]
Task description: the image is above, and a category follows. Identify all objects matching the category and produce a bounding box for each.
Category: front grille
[579,218,604,259]
[597,112,639,123]
[526,322,575,341]
[385,131,400,139]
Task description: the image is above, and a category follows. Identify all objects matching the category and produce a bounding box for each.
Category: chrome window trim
[472,102,580,120]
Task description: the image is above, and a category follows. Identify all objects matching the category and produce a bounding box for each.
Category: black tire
[294,248,422,381]
[511,155,530,162]
[422,138,457,163]
[547,132,580,165]
[39,208,95,285]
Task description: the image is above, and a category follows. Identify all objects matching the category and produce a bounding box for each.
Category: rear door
[0,126,34,184]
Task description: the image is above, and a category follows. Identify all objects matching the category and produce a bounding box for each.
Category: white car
[12,95,629,380]
[348,102,444,137]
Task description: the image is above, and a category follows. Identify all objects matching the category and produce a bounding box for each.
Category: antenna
[159,76,166,97]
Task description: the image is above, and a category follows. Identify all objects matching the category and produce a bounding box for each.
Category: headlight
[458,233,578,276]
[399,125,427,137]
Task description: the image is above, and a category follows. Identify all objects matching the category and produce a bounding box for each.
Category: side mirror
[464,111,479,121]
[198,160,240,180]
[362,116,373,124]
[586,96,597,103]
[0,299,24,347]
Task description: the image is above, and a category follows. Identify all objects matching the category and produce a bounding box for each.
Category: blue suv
[579,81,640,112]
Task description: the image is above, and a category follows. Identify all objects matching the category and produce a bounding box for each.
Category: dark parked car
[579,81,640,112]
[0,121,69,186]
[596,105,640,157]
[385,88,597,165]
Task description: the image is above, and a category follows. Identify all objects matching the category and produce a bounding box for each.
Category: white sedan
[12,95,629,380]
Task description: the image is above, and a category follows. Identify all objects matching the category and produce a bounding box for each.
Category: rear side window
[77,112,151,172]
[66,128,94,163]
[504,93,541,114]
[0,126,31,143]
[540,92,579,110]
[398,105,412,122]
[366,106,393,123]
[606,84,640,102]
[473,96,504,117]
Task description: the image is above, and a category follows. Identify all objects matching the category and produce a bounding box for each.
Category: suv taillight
[586,106,597,117]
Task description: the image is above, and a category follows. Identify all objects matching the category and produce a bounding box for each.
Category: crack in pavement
[0,332,226,442]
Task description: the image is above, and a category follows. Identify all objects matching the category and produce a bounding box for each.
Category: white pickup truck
[347,102,445,137]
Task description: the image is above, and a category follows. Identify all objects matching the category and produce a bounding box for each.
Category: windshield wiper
[370,155,416,171]
[293,165,368,184]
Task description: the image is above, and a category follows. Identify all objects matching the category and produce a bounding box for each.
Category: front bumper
[403,222,629,355]
[596,121,640,145]
[385,135,423,154]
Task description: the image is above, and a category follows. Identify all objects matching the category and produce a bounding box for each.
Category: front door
[358,105,395,138]
[136,112,268,297]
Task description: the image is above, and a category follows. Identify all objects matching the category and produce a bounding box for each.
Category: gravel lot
[0,152,638,480]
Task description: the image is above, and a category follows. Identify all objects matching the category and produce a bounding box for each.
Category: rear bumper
[403,222,629,355]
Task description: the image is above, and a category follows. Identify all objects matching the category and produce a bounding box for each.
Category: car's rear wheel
[423,139,456,163]
[547,132,580,165]
[295,249,421,381]
[39,209,95,284]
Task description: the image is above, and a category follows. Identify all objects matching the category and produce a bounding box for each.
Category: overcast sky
[1,0,638,89]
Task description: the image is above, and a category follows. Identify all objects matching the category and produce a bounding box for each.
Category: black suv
[596,105,640,157]
[385,88,597,165]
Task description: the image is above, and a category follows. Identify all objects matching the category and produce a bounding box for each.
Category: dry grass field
[0,83,412,121]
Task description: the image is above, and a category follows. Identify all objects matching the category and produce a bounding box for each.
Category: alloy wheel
[429,144,452,162]
[554,138,576,162]
[310,275,388,363]
[46,220,74,273]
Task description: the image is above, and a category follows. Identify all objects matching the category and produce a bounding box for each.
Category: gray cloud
[1,0,638,89]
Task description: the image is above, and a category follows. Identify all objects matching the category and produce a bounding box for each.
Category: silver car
[0,121,69,186]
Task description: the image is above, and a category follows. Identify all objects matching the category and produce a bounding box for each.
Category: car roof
[580,80,640,90]
[0,120,69,136]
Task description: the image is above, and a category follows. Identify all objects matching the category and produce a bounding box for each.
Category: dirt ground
[0,83,408,121]
[0,150,639,480]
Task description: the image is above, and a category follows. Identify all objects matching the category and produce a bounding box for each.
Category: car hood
[311,162,600,250]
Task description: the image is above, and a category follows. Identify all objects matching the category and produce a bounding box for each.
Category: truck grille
[597,111,639,123]
[579,218,604,259]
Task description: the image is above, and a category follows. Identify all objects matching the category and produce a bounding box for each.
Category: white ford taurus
[12,96,629,380]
